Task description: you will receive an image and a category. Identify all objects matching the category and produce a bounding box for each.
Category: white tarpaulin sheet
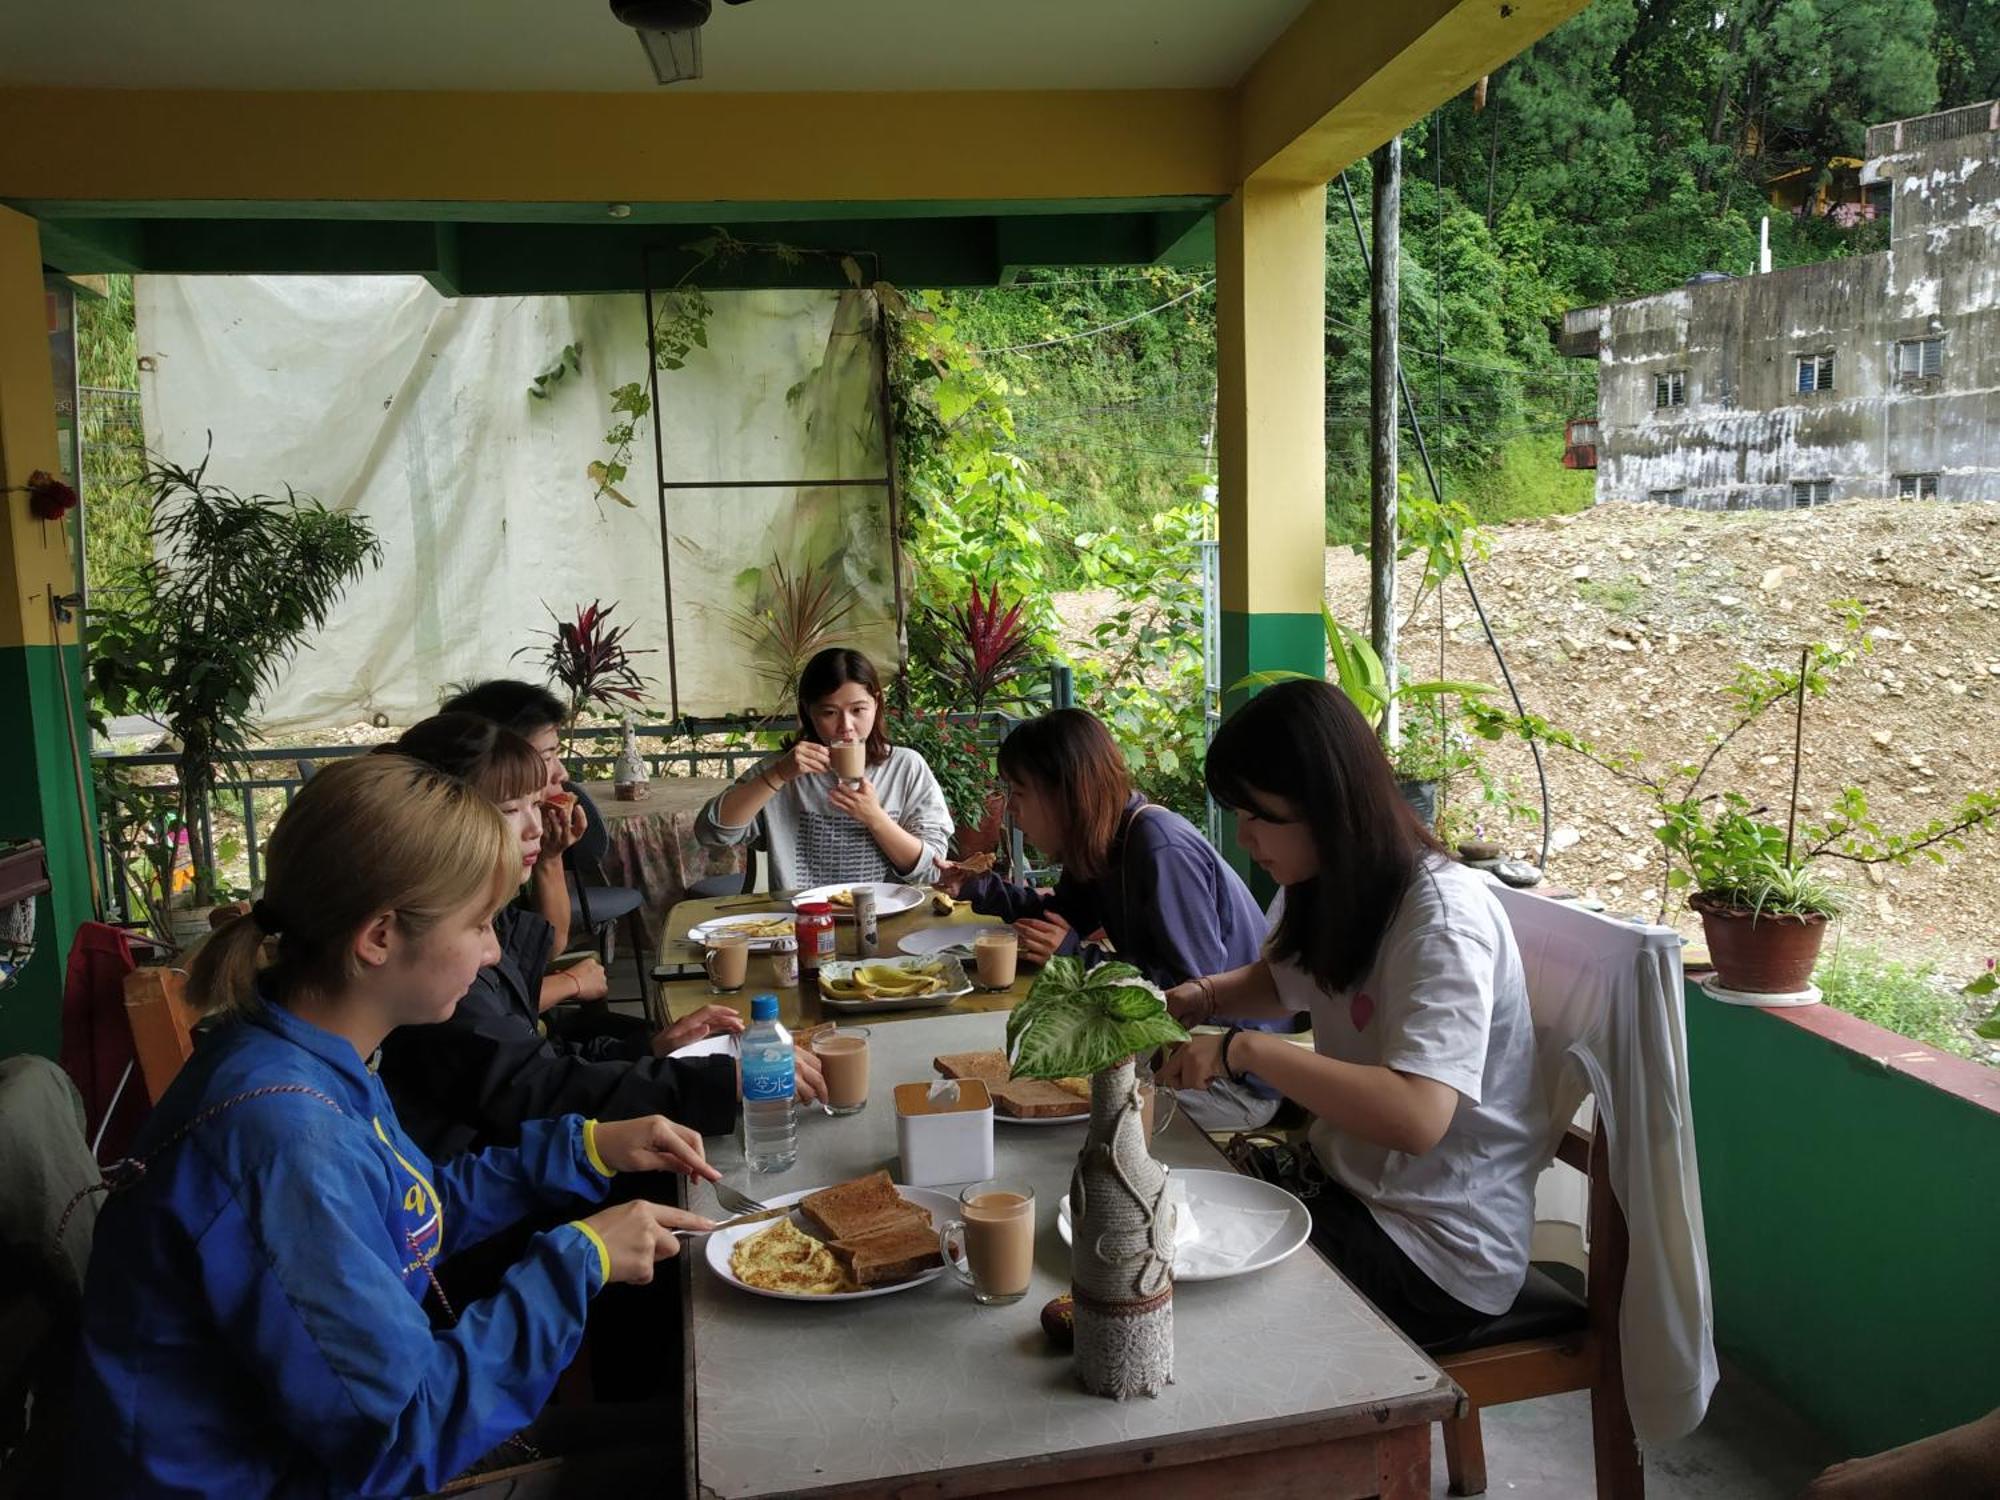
[136,276,898,732]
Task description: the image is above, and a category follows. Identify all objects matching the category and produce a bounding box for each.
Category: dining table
[591,775,741,954]
[656,886,1038,1031]
[680,1009,1459,1498]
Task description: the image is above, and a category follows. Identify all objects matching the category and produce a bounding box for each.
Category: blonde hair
[188,754,515,1018]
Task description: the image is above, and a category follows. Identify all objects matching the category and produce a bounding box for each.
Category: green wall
[0,641,96,1059]
[1686,987,2000,1454]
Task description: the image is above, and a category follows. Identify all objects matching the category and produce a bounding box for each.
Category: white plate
[995,1108,1088,1127]
[793,882,927,921]
[818,955,972,1012]
[687,911,798,951]
[1055,1168,1311,1282]
[704,1184,957,1302]
[897,924,1013,960]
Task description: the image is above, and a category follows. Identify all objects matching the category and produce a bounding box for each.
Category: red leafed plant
[16,470,79,522]
[940,583,1035,713]
[517,599,655,722]
[728,554,862,705]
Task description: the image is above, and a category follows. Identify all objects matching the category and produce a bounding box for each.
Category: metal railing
[93,696,1065,920]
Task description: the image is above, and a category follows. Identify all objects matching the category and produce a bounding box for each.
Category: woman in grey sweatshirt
[696,648,952,891]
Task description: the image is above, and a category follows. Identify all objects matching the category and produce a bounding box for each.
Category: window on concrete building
[1648,488,1688,507]
[1896,471,1940,500]
[1654,371,1687,408]
[1895,336,1943,379]
[1791,479,1833,507]
[1795,353,1836,393]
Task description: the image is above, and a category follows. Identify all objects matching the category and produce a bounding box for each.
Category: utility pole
[1370,134,1401,750]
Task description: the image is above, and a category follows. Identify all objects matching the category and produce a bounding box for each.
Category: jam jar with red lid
[794,902,837,978]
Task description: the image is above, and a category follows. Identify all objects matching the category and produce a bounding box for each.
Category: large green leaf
[1006,956,1188,1079]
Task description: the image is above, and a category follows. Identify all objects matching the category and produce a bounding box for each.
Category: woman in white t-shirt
[1157,678,1544,1346]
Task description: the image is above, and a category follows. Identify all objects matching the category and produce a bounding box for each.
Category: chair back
[121,967,198,1105]
[1489,884,1682,1168]
[58,922,160,1161]
[567,782,611,873]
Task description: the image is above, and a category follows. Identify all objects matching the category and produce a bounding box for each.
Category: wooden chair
[1432,1116,1642,1498]
[122,967,198,1105]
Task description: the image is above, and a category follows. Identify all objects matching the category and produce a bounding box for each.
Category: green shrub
[1814,945,1976,1059]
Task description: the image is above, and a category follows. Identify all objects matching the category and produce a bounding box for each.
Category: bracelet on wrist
[1197,974,1218,1025]
[1220,1024,1246,1082]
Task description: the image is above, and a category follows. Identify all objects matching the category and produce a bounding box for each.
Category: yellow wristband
[569,1220,612,1287]
[582,1118,614,1178]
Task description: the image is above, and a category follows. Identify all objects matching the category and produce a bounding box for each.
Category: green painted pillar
[0,206,96,1058]
[1212,182,1328,884]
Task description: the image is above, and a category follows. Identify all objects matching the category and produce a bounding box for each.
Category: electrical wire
[1339,167,1553,870]
[968,281,1214,355]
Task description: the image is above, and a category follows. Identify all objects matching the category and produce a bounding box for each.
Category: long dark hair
[793,648,890,766]
[386,713,546,804]
[1206,679,1446,992]
[996,709,1132,880]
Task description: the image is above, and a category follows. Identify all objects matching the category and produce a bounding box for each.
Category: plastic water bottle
[740,994,798,1174]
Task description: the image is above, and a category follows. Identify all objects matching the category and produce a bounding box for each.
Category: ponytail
[185,755,514,1019]
[186,915,271,1020]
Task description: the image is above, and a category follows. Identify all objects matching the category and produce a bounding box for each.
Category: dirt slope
[1065,497,2000,997]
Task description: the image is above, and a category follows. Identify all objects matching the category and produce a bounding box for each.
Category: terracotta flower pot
[1690,892,1830,994]
[951,790,1007,865]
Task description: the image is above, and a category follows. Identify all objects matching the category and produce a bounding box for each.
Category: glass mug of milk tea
[829,739,867,784]
[703,934,749,994]
[972,928,1019,991]
[810,1025,870,1115]
[938,1180,1036,1306]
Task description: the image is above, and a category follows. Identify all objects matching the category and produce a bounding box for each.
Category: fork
[713,1180,772,1217]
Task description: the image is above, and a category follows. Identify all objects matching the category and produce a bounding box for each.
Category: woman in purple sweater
[937,708,1289,1130]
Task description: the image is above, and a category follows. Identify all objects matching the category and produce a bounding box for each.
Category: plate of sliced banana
[816,956,972,1012]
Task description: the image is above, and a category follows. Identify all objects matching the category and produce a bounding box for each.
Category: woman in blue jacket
[71,754,717,1498]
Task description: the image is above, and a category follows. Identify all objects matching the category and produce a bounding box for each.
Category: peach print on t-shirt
[1350,992,1376,1031]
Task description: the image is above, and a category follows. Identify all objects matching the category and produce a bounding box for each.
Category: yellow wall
[1214,182,1326,617]
[0,88,1235,207]
[0,206,68,650]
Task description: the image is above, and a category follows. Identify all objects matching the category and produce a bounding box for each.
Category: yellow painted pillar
[0,205,94,1057]
[1214,180,1327,703]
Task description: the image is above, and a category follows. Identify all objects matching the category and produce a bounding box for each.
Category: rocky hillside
[1065,498,2000,1045]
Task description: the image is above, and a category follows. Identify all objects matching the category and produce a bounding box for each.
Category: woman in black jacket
[375,713,823,1155]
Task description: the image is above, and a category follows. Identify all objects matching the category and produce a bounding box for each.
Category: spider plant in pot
[1471,609,2000,998]
[1656,795,1849,994]
[1007,957,1187,1399]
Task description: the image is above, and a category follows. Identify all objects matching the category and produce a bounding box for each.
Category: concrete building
[1562,101,2000,511]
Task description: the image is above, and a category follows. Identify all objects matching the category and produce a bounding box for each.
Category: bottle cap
[798,901,834,914]
[751,993,779,1020]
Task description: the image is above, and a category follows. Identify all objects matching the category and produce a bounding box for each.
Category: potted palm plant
[88,455,381,943]
[1007,957,1188,1398]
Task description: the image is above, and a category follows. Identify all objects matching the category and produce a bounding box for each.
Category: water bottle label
[742,1057,794,1101]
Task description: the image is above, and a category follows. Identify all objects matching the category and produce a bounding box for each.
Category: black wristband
[1220,1024,1246,1082]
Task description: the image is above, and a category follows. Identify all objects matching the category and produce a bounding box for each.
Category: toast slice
[989,1078,1090,1119]
[826,1219,943,1287]
[798,1170,929,1242]
[933,1050,1012,1086]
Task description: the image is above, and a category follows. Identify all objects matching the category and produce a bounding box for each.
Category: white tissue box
[894,1079,995,1187]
